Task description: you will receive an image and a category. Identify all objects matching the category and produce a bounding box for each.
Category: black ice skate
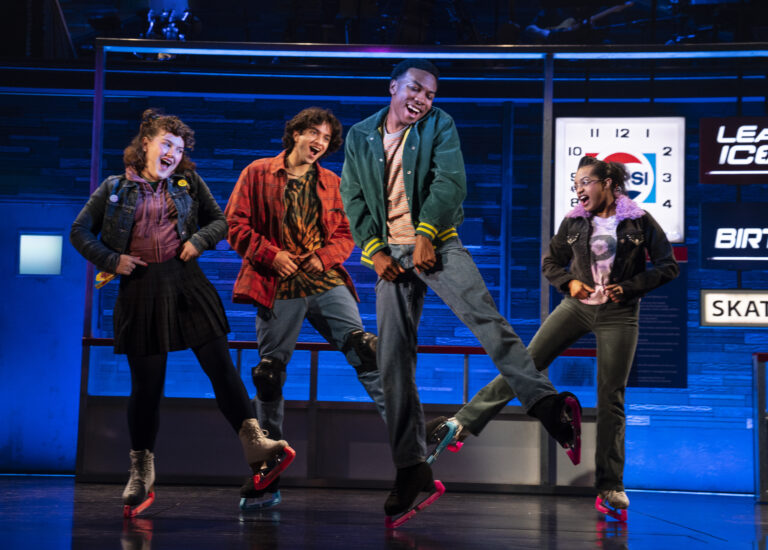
[239,474,281,511]
[425,416,465,464]
[122,449,156,518]
[530,391,582,465]
[384,462,445,529]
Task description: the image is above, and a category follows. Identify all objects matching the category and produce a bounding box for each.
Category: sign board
[701,290,768,327]
[700,117,768,184]
[700,202,768,270]
[555,117,685,243]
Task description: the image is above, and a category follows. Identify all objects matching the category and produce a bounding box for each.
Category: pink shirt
[128,178,181,263]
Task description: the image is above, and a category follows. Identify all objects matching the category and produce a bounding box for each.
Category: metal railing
[754,353,768,501]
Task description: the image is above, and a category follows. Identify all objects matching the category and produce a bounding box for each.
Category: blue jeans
[376,238,557,468]
[254,285,386,439]
[455,297,640,491]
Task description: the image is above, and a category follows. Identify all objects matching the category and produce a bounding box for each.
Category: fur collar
[565,194,644,221]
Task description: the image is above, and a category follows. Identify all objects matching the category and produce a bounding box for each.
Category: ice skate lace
[129,456,152,480]
[243,424,270,445]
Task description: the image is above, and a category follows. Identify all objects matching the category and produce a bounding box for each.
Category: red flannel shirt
[225,151,358,308]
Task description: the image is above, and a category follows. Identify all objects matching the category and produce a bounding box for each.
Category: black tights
[126,335,252,451]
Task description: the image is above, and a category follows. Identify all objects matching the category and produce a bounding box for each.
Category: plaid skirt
[113,257,230,356]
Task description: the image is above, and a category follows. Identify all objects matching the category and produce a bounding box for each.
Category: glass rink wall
[3,40,767,492]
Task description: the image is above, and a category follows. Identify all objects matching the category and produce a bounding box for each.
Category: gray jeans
[455,297,640,491]
[376,238,557,468]
[254,285,386,439]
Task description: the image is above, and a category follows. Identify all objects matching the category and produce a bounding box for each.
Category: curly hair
[282,107,343,157]
[123,108,196,174]
[577,155,629,195]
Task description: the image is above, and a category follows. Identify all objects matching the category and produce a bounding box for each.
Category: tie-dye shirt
[276,166,346,299]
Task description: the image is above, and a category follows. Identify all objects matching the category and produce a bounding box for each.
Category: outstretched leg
[307,285,387,420]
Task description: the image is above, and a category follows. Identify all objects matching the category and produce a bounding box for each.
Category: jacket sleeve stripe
[416,222,438,239]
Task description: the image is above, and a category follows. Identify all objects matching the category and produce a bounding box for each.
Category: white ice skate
[122,449,156,518]
[238,419,295,492]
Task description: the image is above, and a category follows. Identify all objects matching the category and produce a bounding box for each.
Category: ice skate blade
[595,495,628,522]
[240,490,281,511]
[563,395,582,466]
[426,422,459,465]
[384,480,445,529]
[252,446,296,491]
[122,490,155,518]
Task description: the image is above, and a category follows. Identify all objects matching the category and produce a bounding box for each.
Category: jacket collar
[565,193,645,222]
[268,150,290,176]
[268,150,327,188]
[124,168,188,190]
[361,105,440,135]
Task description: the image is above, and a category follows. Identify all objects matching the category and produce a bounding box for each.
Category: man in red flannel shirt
[225,107,386,509]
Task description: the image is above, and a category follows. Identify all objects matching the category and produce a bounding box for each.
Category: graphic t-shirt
[580,215,619,305]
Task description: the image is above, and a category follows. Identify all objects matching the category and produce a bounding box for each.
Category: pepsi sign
[555,118,685,243]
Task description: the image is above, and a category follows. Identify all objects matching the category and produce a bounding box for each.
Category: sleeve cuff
[362,237,386,258]
[416,222,438,240]
[416,223,458,242]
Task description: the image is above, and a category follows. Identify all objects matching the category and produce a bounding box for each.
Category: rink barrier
[78,337,596,490]
[81,337,596,405]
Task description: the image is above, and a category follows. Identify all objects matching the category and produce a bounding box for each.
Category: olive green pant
[455,297,639,491]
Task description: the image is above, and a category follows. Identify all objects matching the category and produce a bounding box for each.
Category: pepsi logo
[588,151,657,204]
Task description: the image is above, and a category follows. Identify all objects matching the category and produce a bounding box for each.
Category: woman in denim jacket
[427,156,679,521]
[71,109,291,516]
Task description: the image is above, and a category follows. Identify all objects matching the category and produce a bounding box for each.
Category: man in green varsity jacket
[341,59,581,524]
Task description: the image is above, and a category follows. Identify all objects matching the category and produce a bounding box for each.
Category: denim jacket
[70,171,226,272]
[542,195,679,304]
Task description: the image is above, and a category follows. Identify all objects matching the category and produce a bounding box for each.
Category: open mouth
[406,104,422,116]
[578,195,588,205]
[160,157,174,168]
[309,145,322,156]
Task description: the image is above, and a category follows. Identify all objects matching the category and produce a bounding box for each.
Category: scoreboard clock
[554,117,685,243]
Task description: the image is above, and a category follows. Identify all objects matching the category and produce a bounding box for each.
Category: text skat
[710,299,768,318]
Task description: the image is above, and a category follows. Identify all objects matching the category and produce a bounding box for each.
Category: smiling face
[573,165,615,216]
[141,131,185,181]
[287,122,332,169]
[387,68,437,133]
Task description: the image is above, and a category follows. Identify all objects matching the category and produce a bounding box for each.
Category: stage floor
[1,477,766,549]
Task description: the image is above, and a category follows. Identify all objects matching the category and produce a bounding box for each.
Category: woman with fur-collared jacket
[70,109,291,516]
[426,155,678,520]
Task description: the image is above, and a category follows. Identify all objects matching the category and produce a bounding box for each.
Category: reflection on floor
[1,476,767,549]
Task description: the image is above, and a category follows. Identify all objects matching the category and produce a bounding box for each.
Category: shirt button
[379,158,384,162]
[411,146,416,150]
[407,170,412,175]
[369,137,374,140]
